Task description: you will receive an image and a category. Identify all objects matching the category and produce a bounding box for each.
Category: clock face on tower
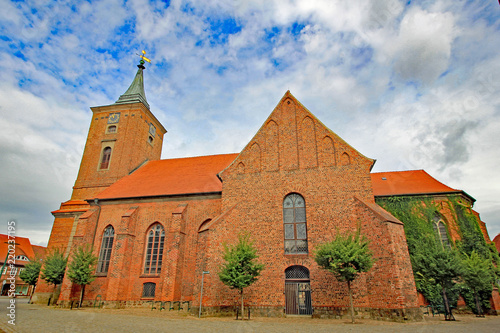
[149,123,156,136]
[108,113,120,124]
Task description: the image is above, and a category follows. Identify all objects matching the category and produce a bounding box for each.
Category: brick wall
[57,196,222,304]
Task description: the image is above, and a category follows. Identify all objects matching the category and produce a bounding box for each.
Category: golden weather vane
[136,50,151,69]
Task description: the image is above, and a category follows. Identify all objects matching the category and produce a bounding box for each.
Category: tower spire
[114,51,151,109]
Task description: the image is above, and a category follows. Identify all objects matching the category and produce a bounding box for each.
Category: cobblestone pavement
[1,297,500,333]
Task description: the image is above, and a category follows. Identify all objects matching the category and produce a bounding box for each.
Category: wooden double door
[285,281,312,315]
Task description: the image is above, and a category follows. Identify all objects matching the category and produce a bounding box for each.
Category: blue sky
[0,0,499,246]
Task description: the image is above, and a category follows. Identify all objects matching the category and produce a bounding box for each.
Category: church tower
[32,58,167,304]
[71,60,167,200]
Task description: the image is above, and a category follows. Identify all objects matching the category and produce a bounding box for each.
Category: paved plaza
[1,297,500,333]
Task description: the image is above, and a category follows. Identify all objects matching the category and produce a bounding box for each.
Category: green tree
[218,233,265,318]
[314,230,374,323]
[19,258,42,303]
[461,250,495,316]
[67,245,98,308]
[40,248,67,304]
[412,247,461,320]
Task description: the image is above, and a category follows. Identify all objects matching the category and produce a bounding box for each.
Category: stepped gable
[220,90,375,178]
[95,153,238,200]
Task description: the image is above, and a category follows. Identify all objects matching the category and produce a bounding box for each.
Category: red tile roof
[95,153,238,200]
[354,196,402,225]
[371,170,464,197]
[32,245,47,259]
[0,234,46,266]
[95,154,469,202]
[51,199,90,214]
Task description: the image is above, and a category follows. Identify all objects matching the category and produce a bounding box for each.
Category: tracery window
[100,147,112,169]
[144,224,165,275]
[432,215,450,249]
[142,282,156,298]
[283,193,308,254]
[97,225,114,274]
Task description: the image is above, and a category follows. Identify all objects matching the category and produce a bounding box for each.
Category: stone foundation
[193,305,423,321]
[57,299,194,311]
[194,305,286,318]
[311,306,423,322]
[54,298,423,321]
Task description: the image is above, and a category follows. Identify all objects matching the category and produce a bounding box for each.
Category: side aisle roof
[95,153,238,200]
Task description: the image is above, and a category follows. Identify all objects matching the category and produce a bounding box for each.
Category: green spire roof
[115,65,150,109]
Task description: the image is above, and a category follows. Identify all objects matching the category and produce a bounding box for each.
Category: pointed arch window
[432,214,450,249]
[144,224,165,275]
[283,193,308,254]
[100,147,112,169]
[97,225,114,274]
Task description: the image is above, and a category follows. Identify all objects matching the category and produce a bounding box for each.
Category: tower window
[144,224,165,275]
[106,125,117,134]
[97,225,114,274]
[283,193,308,254]
[148,136,154,144]
[100,147,112,169]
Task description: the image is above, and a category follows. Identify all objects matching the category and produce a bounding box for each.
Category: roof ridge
[371,169,424,174]
[158,152,238,162]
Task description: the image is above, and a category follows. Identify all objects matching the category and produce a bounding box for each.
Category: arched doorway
[285,265,312,315]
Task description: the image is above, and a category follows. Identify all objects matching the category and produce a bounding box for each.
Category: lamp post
[198,271,209,318]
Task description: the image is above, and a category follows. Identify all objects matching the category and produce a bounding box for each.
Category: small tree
[40,248,67,304]
[218,233,265,318]
[413,246,461,320]
[314,230,374,323]
[67,245,98,308]
[461,250,495,316]
[19,258,42,303]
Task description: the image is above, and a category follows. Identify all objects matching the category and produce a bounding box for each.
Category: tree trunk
[441,286,454,321]
[51,284,57,305]
[28,285,36,304]
[79,285,86,308]
[347,280,355,324]
[474,290,482,317]
[240,289,244,320]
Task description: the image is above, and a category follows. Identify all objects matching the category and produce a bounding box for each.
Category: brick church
[32,61,496,320]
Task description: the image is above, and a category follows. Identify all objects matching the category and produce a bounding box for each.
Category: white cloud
[390,7,457,84]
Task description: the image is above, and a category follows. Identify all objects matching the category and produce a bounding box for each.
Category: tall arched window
[97,225,114,274]
[144,224,165,275]
[433,214,450,249]
[283,193,308,254]
[100,147,112,169]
